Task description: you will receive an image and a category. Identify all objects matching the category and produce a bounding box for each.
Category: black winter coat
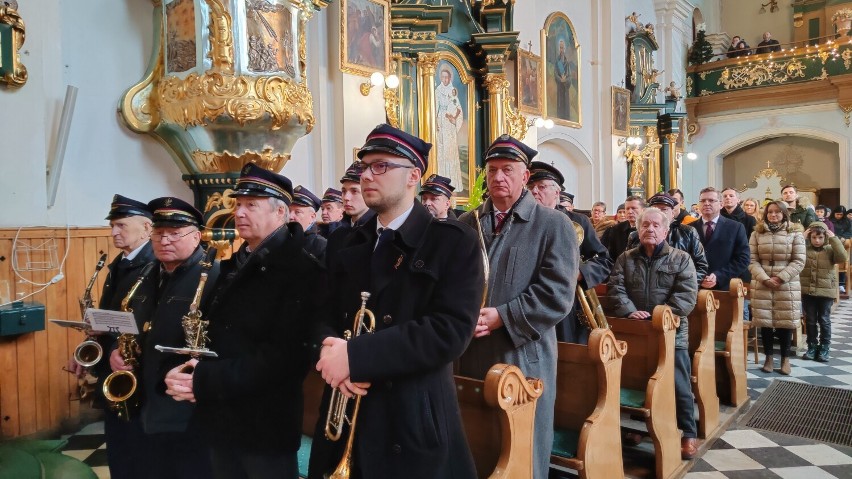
[627,220,709,283]
[721,205,756,241]
[308,202,483,479]
[191,224,325,453]
[601,220,636,264]
[303,223,328,263]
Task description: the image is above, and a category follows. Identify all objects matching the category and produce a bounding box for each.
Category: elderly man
[165,164,324,479]
[310,124,484,479]
[419,174,456,219]
[318,188,345,238]
[458,135,578,479]
[720,187,756,240]
[559,191,574,210]
[627,193,709,283]
[608,207,699,459]
[290,185,327,261]
[66,194,155,479]
[118,197,217,479]
[601,195,645,261]
[694,187,750,291]
[527,161,611,343]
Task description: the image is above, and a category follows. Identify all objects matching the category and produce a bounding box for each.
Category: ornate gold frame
[516,48,543,116]
[422,49,477,204]
[611,86,630,136]
[340,0,391,77]
[0,5,27,88]
[541,12,581,128]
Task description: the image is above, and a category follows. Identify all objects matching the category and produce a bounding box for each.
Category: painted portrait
[542,12,581,127]
[246,0,295,77]
[516,49,543,115]
[340,0,390,77]
[611,86,630,136]
[434,59,471,199]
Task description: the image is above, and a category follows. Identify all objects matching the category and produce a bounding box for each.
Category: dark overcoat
[308,201,484,479]
[303,223,328,264]
[191,223,324,453]
[693,215,751,288]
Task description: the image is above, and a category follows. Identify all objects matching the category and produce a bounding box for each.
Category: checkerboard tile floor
[60,300,852,479]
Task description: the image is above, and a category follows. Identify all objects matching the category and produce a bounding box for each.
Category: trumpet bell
[102,370,137,403]
[74,340,103,368]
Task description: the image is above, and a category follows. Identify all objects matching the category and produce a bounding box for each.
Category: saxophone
[73,253,108,369]
[102,262,154,420]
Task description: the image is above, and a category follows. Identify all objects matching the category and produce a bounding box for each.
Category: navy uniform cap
[292,185,321,210]
[357,124,431,173]
[340,163,362,184]
[647,192,678,208]
[322,188,343,204]
[528,161,565,187]
[229,163,294,205]
[106,194,153,220]
[148,197,203,228]
[484,134,538,166]
[419,174,455,198]
[560,191,575,203]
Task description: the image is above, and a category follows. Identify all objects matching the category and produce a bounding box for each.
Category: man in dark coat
[419,174,457,219]
[318,188,345,237]
[720,187,756,241]
[66,194,156,479]
[702,188,752,289]
[601,195,645,262]
[290,185,328,262]
[527,161,611,343]
[324,164,377,262]
[310,124,484,479]
[125,197,217,479]
[782,184,817,228]
[164,164,324,479]
[458,136,578,479]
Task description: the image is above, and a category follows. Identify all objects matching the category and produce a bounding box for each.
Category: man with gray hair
[608,207,699,459]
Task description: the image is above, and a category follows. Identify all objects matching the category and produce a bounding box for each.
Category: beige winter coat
[749,221,806,330]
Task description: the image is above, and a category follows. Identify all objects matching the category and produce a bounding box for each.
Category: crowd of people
[726,31,782,58]
[66,124,852,479]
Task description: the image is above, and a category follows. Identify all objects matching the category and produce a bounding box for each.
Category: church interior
[1,0,851,478]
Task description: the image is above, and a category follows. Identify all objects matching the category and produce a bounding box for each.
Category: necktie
[705,221,714,241]
[371,228,395,284]
[494,212,508,234]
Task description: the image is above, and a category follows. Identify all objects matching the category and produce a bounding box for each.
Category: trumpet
[73,253,108,368]
[103,262,154,420]
[324,292,375,479]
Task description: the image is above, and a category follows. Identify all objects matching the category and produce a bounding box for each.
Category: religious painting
[516,49,543,115]
[611,86,630,136]
[165,0,197,73]
[340,0,390,77]
[245,0,296,77]
[353,147,360,163]
[433,56,475,201]
[542,12,581,128]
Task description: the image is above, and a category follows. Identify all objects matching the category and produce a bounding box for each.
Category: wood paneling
[0,227,117,439]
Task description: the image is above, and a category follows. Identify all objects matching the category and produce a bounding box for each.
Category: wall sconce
[759,0,779,14]
[526,117,554,129]
[618,135,643,148]
[361,72,400,96]
[686,152,697,160]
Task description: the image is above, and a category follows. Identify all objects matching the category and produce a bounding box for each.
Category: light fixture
[618,135,643,147]
[526,117,554,129]
[360,72,400,96]
[686,152,698,160]
[759,0,779,14]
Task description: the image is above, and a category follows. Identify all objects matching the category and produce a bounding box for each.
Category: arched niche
[537,133,594,208]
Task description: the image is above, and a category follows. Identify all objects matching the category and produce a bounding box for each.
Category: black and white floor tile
[60,301,852,479]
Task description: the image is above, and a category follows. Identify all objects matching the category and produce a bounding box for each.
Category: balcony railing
[686,36,852,98]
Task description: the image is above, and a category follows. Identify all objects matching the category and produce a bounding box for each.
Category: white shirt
[375,203,415,248]
[123,241,148,261]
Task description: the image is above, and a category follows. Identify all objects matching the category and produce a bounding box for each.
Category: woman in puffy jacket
[749,200,806,375]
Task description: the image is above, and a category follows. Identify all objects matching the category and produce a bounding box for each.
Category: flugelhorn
[324,292,375,479]
[103,262,154,420]
[169,248,217,374]
[73,253,108,368]
[570,221,609,330]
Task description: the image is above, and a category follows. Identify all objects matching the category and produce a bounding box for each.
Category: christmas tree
[688,30,714,65]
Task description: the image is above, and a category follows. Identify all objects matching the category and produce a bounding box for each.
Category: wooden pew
[712,279,748,406]
[687,290,720,438]
[457,363,543,479]
[551,328,628,479]
[609,305,680,479]
[301,365,543,479]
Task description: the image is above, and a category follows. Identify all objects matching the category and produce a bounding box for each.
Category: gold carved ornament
[384,86,400,128]
[156,72,315,132]
[191,147,291,173]
[204,0,234,73]
[0,5,27,88]
[842,49,852,69]
[716,59,806,90]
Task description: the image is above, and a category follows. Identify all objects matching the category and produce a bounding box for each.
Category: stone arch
[536,132,594,208]
[692,8,705,42]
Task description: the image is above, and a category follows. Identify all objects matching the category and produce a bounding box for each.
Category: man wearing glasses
[165,165,324,479]
[310,124,485,479]
[114,196,217,478]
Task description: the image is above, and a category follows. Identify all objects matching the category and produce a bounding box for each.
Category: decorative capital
[417,52,441,74]
[483,73,509,95]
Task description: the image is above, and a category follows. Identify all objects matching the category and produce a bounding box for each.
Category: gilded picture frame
[611,86,630,136]
[0,5,27,88]
[541,12,581,128]
[430,52,476,203]
[340,0,391,77]
[352,147,361,164]
[516,49,543,116]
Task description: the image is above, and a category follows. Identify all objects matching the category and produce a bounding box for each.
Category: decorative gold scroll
[0,5,27,88]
